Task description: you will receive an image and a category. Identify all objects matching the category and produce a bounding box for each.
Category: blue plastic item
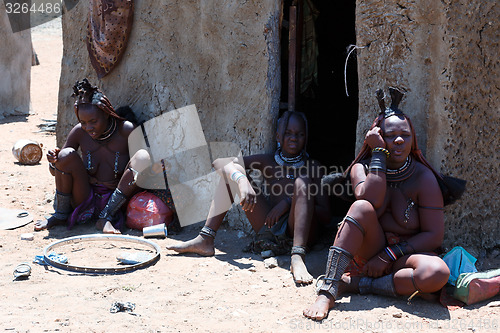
[33,251,68,266]
[442,246,477,286]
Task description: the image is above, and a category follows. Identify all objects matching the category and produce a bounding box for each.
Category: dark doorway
[280,1,358,216]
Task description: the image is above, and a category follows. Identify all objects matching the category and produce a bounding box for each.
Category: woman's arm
[350,162,386,209]
[61,124,83,150]
[119,120,136,139]
[46,125,82,175]
[351,126,388,208]
[211,154,268,212]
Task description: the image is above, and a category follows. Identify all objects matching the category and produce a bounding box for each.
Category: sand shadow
[0,114,29,125]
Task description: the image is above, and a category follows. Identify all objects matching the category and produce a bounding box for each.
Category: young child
[168,111,331,284]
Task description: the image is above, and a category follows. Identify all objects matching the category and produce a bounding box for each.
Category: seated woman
[34,79,151,234]
[303,88,450,320]
[168,111,331,284]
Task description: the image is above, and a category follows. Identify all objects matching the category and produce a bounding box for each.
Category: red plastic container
[126,191,173,230]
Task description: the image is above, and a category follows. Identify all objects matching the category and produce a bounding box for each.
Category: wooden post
[288,0,303,112]
[288,2,297,112]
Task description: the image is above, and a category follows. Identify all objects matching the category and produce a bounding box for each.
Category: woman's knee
[56,147,79,168]
[347,199,377,220]
[414,257,450,292]
[293,176,313,197]
[129,149,152,171]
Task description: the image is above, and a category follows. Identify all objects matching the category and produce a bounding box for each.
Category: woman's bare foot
[34,216,65,231]
[96,219,121,234]
[166,235,215,257]
[303,292,335,321]
[290,254,313,284]
[303,274,356,320]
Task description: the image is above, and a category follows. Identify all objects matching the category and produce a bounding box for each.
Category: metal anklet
[291,245,307,256]
[200,226,217,238]
[317,246,354,300]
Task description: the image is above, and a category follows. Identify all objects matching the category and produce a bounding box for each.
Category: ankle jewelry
[52,191,72,220]
[291,245,307,256]
[200,226,217,238]
[99,188,127,222]
[359,274,398,297]
[317,246,353,300]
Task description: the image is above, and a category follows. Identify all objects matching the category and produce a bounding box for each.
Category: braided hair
[72,78,124,122]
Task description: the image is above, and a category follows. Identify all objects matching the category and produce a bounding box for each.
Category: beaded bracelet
[49,163,55,170]
[372,147,390,158]
[384,241,414,262]
[384,246,398,261]
[230,171,246,183]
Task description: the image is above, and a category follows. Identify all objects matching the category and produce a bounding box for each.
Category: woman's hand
[265,200,289,228]
[363,253,392,278]
[365,126,386,149]
[238,178,257,212]
[47,148,61,164]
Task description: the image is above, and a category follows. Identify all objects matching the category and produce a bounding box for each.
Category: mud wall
[0,4,31,118]
[355,0,499,251]
[58,0,281,230]
[57,0,280,152]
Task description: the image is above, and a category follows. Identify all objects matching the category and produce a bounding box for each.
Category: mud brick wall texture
[355,0,499,252]
[57,0,281,155]
[0,3,31,118]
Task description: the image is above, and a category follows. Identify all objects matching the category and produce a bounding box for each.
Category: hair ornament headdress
[376,87,405,118]
[72,78,97,105]
[71,78,124,121]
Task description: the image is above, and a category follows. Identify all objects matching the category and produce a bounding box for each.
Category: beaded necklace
[273,148,309,181]
[94,117,117,143]
[274,148,307,169]
[387,156,416,184]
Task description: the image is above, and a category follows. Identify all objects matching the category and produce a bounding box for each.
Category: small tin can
[143,223,167,238]
[12,139,43,165]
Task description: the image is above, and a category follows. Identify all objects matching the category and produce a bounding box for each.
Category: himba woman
[34,79,152,234]
[303,87,450,320]
[168,111,331,284]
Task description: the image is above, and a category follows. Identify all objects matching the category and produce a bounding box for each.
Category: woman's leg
[168,163,272,256]
[285,177,315,284]
[35,148,91,231]
[97,149,151,234]
[391,253,450,296]
[303,199,386,320]
[353,253,449,304]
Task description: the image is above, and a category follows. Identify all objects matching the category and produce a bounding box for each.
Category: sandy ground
[0,18,499,333]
